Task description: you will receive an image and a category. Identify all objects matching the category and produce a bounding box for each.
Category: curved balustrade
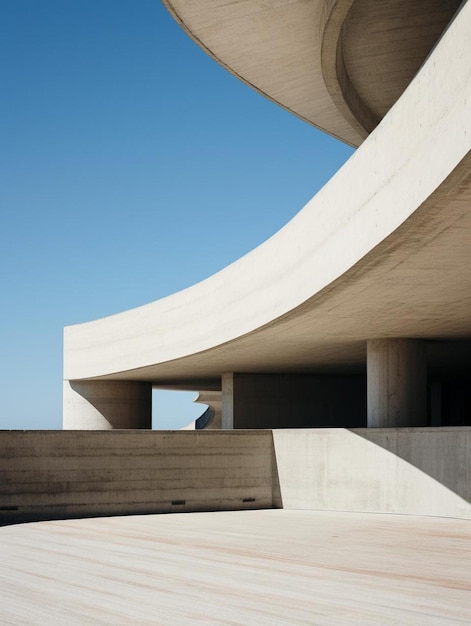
[195,406,214,430]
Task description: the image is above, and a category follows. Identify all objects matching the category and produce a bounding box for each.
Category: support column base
[63,380,152,430]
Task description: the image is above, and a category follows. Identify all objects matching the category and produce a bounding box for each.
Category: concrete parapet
[273,427,471,519]
[2,428,469,525]
[0,430,280,525]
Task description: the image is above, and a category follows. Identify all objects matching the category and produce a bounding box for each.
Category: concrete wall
[2,428,470,525]
[0,431,281,525]
[232,374,366,429]
[273,427,471,519]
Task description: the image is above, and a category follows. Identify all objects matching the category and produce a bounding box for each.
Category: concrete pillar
[367,339,426,427]
[221,373,234,429]
[63,380,152,429]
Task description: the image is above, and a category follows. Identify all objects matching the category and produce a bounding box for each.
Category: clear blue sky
[0,0,353,429]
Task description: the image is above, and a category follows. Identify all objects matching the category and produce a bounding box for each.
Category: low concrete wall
[2,428,470,524]
[0,431,281,525]
[273,427,471,519]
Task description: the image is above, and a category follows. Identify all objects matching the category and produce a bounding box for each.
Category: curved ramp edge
[64,2,471,381]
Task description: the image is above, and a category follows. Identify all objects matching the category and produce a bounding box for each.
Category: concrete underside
[162,0,461,144]
[1,510,470,625]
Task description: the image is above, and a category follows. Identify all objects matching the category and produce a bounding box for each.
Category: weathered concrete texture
[2,428,469,524]
[273,427,471,519]
[63,380,152,429]
[0,431,280,525]
[367,339,426,427]
[224,373,366,429]
[1,510,470,625]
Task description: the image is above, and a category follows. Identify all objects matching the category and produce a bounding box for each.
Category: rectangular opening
[171,500,186,506]
[242,498,255,503]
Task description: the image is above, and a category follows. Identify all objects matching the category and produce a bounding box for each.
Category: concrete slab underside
[1,510,470,625]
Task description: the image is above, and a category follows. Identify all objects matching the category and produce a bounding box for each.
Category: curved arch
[320,0,462,136]
[320,0,378,137]
[162,0,365,147]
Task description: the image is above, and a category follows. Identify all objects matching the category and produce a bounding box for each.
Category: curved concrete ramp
[64,1,471,392]
[1,510,470,625]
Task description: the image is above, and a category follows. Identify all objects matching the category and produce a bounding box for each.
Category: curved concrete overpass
[64,0,471,430]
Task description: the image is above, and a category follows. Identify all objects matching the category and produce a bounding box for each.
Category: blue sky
[0,0,353,429]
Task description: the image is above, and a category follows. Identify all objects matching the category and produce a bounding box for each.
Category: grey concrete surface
[1,509,470,625]
[163,0,459,144]
[320,0,461,137]
[222,372,234,430]
[63,380,152,429]
[273,427,471,519]
[164,0,364,145]
[367,339,426,427]
[0,430,280,525]
[2,428,469,524]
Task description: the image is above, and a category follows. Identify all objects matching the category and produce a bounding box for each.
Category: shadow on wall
[232,374,367,429]
[354,427,471,507]
[1,427,469,526]
[272,427,471,519]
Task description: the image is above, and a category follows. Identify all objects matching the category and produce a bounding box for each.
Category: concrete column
[367,339,426,427]
[63,380,152,430]
[221,373,234,429]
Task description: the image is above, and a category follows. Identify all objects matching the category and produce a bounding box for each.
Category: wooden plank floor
[1,510,470,625]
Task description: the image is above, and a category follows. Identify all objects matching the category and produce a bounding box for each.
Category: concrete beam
[367,339,426,427]
[221,373,234,429]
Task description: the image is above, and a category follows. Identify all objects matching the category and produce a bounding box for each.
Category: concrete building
[2,5,470,621]
[63,0,471,433]
[2,0,471,525]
